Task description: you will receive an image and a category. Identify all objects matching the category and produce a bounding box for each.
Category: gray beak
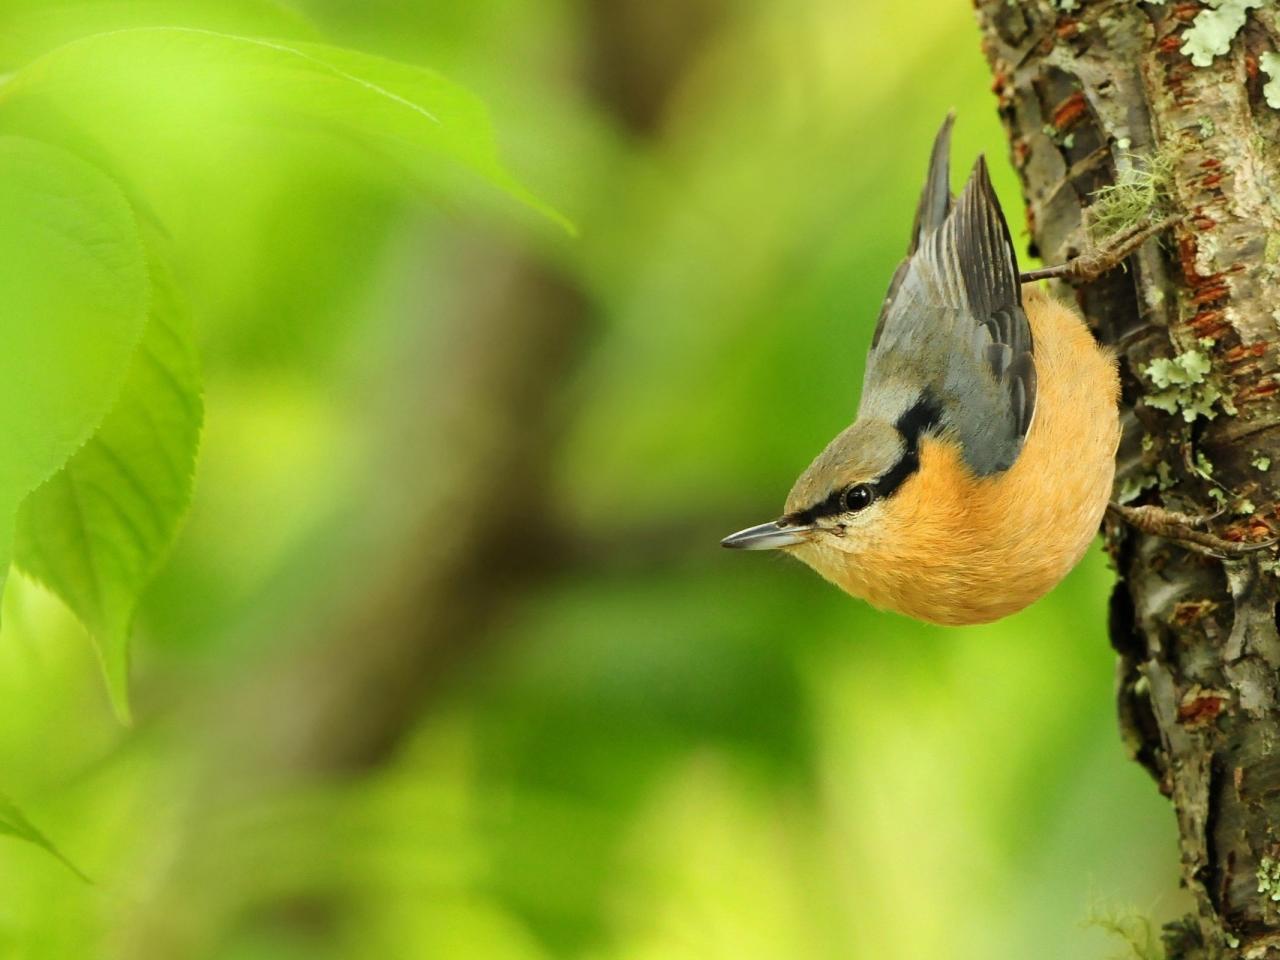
[720,520,814,551]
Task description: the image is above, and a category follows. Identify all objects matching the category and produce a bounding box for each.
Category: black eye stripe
[875,391,943,498]
[790,488,845,524]
[787,391,942,524]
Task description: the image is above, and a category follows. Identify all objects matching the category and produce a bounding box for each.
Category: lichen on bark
[975,2,1280,957]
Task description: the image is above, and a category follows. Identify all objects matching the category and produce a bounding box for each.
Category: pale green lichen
[1259,857,1280,901]
[1143,349,1224,422]
[1084,900,1164,960]
[1120,436,1178,504]
[1262,52,1280,110]
[1194,449,1215,478]
[1265,232,1280,264]
[1118,472,1157,505]
[1198,116,1215,139]
[1088,152,1174,242]
[1120,462,1179,503]
[1254,454,1272,471]
[1051,0,1080,10]
[1189,451,1252,514]
[1181,0,1263,68]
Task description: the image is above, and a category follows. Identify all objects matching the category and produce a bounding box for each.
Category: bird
[721,115,1120,625]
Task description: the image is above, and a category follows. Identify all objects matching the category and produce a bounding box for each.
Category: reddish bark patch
[1172,599,1219,625]
[1243,519,1275,539]
[1179,234,1207,282]
[1236,380,1279,404]
[1050,91,1087,131]
[1178,690,1227,726]
[1191,283,1230,306]
[1225,344,1268,363]
[1190,308,1230,340]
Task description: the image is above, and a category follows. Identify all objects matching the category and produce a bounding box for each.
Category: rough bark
[975,3,1280,957]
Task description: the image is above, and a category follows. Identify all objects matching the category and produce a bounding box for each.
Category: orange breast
[810,287,1120,624]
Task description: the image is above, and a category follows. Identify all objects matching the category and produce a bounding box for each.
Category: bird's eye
[843,484,875,513]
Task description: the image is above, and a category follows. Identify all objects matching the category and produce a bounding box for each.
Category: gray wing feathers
[872,115,953,350]
[932,156,1036,444]
[860,125,1037,476]
[908,112,954,253]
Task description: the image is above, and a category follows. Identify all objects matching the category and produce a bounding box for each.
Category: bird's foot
[1107,502,1277,559]
[1021,212,1184,285]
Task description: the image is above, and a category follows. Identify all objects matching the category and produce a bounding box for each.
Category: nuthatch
[722,117,1120,624]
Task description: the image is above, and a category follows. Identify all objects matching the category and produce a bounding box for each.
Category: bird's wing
[860,118,1035,476]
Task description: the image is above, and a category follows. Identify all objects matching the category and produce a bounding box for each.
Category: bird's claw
[1107,502,1277,559]
[1021,213,1184,285]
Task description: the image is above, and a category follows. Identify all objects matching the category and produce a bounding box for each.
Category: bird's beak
[720,520,814,551]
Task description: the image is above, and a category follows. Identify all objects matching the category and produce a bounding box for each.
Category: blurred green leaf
[0,790,88,882]
[0,136,149,604]
[15,231,202,723]
[0,27,569,230]
[0,0,321,69]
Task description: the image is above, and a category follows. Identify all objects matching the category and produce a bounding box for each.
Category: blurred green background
[0,1,1185,958]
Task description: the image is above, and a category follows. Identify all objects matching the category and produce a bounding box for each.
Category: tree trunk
[974,3,1280,957]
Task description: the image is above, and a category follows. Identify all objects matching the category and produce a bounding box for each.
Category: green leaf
[0,27,568,230]
[0,136,150,601]
[0,790,89,882]
[15,232,202,723]
[0,0,320,69]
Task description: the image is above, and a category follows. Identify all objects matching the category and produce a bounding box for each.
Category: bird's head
[721,397,942,568]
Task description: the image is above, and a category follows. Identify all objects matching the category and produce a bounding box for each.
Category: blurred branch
[583,0,727,134]
[218,0,733,776]
[117,3,732,954]
[222,248,590,773]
